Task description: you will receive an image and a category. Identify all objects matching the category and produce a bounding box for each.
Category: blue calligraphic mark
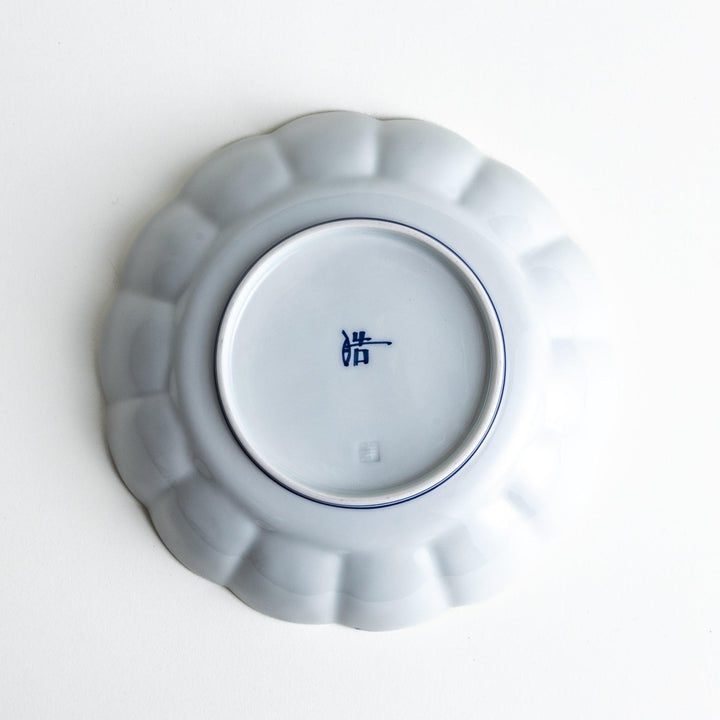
[341,330,392,367]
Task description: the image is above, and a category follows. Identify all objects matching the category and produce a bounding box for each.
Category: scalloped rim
[99,111,607,630]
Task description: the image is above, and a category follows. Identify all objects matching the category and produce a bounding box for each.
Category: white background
[2,1,718,717]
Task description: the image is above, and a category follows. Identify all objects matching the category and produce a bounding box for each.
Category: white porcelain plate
[99,111,608,630]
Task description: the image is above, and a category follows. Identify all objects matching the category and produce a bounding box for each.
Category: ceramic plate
[99,111,608,630]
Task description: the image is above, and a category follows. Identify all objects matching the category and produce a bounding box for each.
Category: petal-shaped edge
[106,394,195,505]
[337,549,450,631]
[99,292,174,403]
[460,159,567,255]
[379,118,486,200]
[520,237,607,340]
[120,201,217,302]
[151,476,257,585]
[101,111,607,629]
[181,135,293,226]
[228,533,342,625]
[274,111,380,180]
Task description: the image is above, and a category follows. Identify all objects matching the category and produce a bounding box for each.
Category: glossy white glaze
[99,111,607,630]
